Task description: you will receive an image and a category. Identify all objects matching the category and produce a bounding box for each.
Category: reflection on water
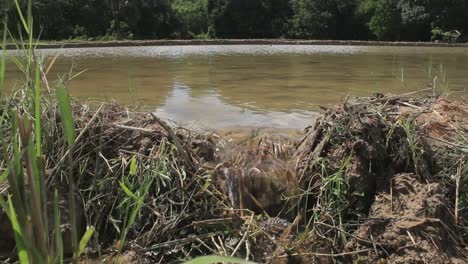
[155,84,316,129]
[3,45,468,128]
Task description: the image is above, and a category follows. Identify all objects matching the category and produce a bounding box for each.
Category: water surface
[4,45,468,128]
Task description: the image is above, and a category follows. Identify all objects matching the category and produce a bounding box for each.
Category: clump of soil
[346,173,465,263]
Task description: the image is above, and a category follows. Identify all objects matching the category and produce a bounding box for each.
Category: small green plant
[431,27,461,43]
[426,62,452,97]
[314,154,352,213]
[116,138,173,259]
[387,118,430,178]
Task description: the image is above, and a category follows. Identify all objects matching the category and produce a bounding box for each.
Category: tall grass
[0,1,93,263]
[0,3,253,264]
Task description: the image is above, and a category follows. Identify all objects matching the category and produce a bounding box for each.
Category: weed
[0,1,93,263]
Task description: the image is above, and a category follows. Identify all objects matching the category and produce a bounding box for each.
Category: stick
[455,159,463,225]
[370,88,434,103]
[268,248,372,258]
[422,134,468,149]
[150,113,196,170]
[399,101,422,110]
[113,124,154,133]
[191,218,233,226]
[231,214,254,257]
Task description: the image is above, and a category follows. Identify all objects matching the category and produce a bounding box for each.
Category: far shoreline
[5,39,468,50]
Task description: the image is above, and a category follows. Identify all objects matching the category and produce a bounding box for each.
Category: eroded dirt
[346,173,464,263]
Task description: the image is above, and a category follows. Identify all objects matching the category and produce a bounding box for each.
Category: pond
[4,45,468,128]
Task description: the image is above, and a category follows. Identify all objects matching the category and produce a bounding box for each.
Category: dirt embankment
[7,39,468,50]
[0,95,467,263]
[211,95,468,263]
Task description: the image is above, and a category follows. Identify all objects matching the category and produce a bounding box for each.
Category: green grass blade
[185,256,257,264]
[27,0,32,36]
[0,18,7,97]
[26,0,33,68]
[75,227,94,259]
[56,82,76,146]
[129,157,137,176]
[12,112,24,192]
[0,195,11,219]
[6,196,30,264]
[14,0,29,34]
[53,190,63,264]
[20,117,48,259]
[5,26,21,51]
[119,181,137,200]
[34,61,41,156]
[0,167,10,183]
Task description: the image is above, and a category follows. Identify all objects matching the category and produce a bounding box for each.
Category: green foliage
[56,83,76,146]
[117,139,173,254]
[358,0,468,41]
[1,0,468,41]
[431,27,461,43]
[172,0,209,38]
[358,0,402,40]
[208,0,292,38]
[289,0,360,39]
[0,2,94,263]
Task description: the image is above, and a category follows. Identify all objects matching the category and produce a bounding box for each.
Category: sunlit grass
[0,1,93,263]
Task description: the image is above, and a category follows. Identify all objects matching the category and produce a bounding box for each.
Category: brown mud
[7,39,468,50]
[1,95,467,263]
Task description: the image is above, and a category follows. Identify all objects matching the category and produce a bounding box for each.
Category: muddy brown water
[3,45,468,129]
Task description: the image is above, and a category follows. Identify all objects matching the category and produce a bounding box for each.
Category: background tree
[172,0,209,38]
[1,0,467,42]
[207,0,289,38]
[357,0,402,40]
[289,0,364,40]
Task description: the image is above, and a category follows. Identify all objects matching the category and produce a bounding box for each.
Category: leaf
[185,256,257,264]
[14,0,29,34]
[56,83,76,146]
[6,196,30,264]
[0,195,11,220]
[119,181,137,200]
[0,19,7,97]
[129,156,137,176]
[0,167,10,183]
[74,227,94,259]
[34,61,42,156]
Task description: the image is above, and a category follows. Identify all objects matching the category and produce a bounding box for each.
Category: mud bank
[0,95,467,263]
[6,39,468,50]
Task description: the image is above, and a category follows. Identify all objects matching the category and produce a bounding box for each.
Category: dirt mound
[345,173,466,263]
[294,99,395,216]
[1,95,467,263]
[212,95,467,263]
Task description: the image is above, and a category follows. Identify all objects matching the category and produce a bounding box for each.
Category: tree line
[2,0,468,42]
